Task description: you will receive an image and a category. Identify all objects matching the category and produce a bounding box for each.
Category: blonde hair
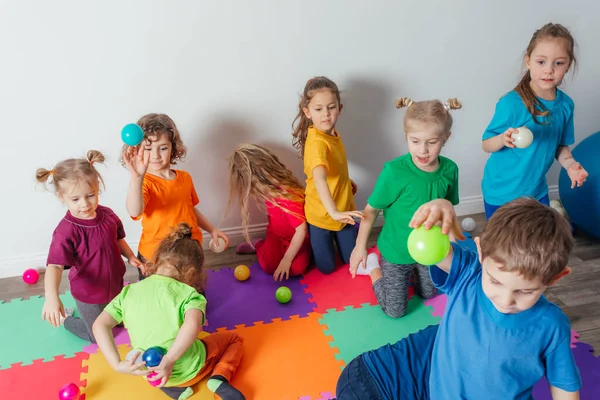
[396,97,462,140]
[228,144,305,245]
[120,113,187,166]
[36,150,106,194]
[292,76,341,158]
[480,197,574,285]
[144,223,206,293]
[516,23,576,124]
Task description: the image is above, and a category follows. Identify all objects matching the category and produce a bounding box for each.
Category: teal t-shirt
[482,90,574,205]
[104,275,207,386]
[368,154,459,264]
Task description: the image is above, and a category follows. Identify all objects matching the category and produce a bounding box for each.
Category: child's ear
[339,103,344,113]
[549,267,571,286]
[474,237,483,264]
[302,108,311,119]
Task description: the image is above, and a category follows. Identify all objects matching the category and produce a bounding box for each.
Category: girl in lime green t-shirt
[93,223,245,400]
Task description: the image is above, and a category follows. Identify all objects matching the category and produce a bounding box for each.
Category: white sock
[353,253,381,276]
[60,308,74,325]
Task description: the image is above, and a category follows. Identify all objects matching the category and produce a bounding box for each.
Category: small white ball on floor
[209,237,226,253]
[461,217,476,232]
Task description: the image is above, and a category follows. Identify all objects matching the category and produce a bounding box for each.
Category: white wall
[1,1,599,278]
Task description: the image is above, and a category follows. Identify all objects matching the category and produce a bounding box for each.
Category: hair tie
[49,170,54,176]
[443,102,451,111]
[407,100,414,108]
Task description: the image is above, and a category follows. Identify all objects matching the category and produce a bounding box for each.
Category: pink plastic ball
[22,269,40,285]
[147,371,161,387]
[58,383,80,400]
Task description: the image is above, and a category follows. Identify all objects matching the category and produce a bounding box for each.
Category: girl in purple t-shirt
[36,150,143,343]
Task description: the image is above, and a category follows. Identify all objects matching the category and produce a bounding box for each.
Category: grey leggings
[373,256,437,318]
[63,299,107,343]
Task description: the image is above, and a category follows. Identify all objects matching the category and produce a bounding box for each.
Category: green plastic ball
[275,286,292,304]
[407,225,450,265]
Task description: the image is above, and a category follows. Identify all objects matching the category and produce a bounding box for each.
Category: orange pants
[256,232,311,276]
[179,332,244,387]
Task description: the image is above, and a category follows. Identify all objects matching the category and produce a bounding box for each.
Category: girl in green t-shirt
[93,223,245,400]
[349,97,461,318]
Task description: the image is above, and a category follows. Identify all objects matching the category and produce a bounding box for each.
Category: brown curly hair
[144,222,207,293]
[120,113,187,166]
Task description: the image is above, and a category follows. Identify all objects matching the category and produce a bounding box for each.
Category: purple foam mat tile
[204,262,314,332]
[533,342,599,399]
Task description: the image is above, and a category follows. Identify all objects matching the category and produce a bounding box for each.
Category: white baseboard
[0,186,560,279]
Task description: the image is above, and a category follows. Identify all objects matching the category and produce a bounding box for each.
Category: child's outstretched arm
[123,146,150,217]
[41,264,65,327]
[193,208,230,248]
[149,308,204,387]
[409,199,465,273]
[550,386,579,400]
[274,221,308,281]
[93,312,148,376]
[117,239,145,275]
[313,166,364,224]
[349,204,380,277]
[556,146,588,188]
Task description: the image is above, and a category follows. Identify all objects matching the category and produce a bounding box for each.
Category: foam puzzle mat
[0,238,597,399]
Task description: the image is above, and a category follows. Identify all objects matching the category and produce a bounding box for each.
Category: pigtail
[396,97,413,109]
[86,150,106,166]
[227,148,255,246]
[292,111,311,159]
[446,98,463,110]
[35,168,53,184]
[515,71,550,124]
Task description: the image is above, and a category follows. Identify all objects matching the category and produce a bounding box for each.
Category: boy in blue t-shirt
[336,197,581,400]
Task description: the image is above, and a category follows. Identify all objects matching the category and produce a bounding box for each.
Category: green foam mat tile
[0,291,90,369]
[319,298,439,367]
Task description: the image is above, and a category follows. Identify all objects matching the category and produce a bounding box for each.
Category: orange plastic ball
[234,265,250,281]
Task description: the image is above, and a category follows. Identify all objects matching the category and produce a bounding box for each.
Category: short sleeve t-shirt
[428,243,581,399]
[46,205,127,304]
[303,126,355,231]
[265,197,306,242]
[368,154,459,264]
[104,274,207,386]
[134,170,203,260]
[482,90,575,205]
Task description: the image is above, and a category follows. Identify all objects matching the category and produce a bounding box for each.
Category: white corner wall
[1,1,599,278]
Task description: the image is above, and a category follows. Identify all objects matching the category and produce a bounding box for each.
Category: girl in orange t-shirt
[228,144,311,281]
[122,113,229,280]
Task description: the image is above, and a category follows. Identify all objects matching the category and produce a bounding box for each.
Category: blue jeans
[308,223,357,274]
[484,194,550,220]
[336,355,383,400]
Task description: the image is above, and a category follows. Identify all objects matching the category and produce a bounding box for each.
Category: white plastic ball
[513,127,534,149]
[461,217,476,232]
[209,237,226,253]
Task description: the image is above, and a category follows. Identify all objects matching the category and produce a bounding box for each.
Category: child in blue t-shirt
[336,197,581,400]
[481,23,587,219]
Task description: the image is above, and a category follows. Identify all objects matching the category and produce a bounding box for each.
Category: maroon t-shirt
[46,205,127,304]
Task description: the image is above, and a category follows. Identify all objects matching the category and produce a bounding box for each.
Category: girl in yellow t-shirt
[292,76,364,274]
[121,113,229,281]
